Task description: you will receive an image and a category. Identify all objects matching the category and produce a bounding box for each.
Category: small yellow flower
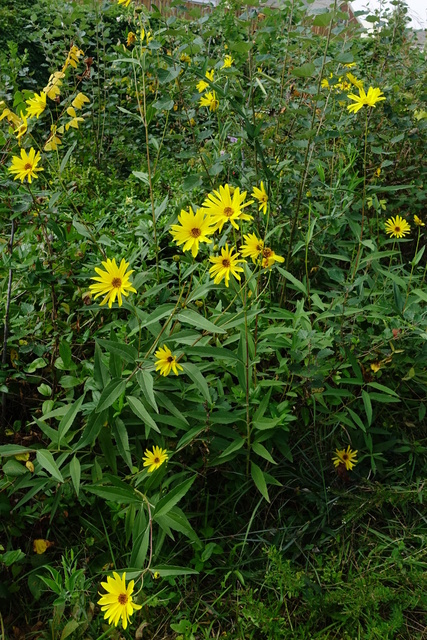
[14,113,28,141]
[154,345,183,377]
[72,92,90,110]
[189,117,196,126]
[347,86,385,114]
[199,91,219,112]
[26,91,47,119]
[346,73,363,90]
[196,69,214,93]
[209,244,245,288]
[370,362,381,373]
[98,572,142,629]
[261,247,284,269]
[240,233,264,263]
[375,167,381,178]
[8,147,44,184]
[89,258,137,308]
[414,215,425,227]
[384,215,411,239]
[153,571,160,579]
[140,28,153,45]
[251,181,268,215]
[180,53,191,64]
[127,31,136,47]
[33,539,53,554]
[142,446,168,472]
[332,446,358,471]
[221,55,234,69]
[170,206,214,257]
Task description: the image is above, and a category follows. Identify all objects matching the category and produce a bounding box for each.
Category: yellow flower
[196,69,214,93]
[170,206,214,257]
[8,147,44,183]
[89,258,137,308]
[344,62,356,68]
[251,181,268,215]
[370,362,381,373]
[44,125,62,151]
[201,183,253,232]
[261,247,285,268]
[142,446,168,472]
[347,86,386,114]
[240,233,264,263]
[221,55,234,69]
[65,106,84,130]
[127,31,136,47]
[414,215,425,227]
[118,0,132,6]
[384,215,411,239]
[0,106,21,128]
[209,244,245,288]
[98,572,142,629]
[63,45,84,71]
[332,446,358,471]
[375,167,381,178]
[180,53,191,64]
[346,73,363,90]
[189,117,196,126]
[153,571,160,579]
[140,28,153,44]
[199,91,219,112]
[14,113,28,141]
[72,92,90,109]
[26,91,47,119]
[154,345,183,377]
[33,539,53,554]
[44,71,65,100]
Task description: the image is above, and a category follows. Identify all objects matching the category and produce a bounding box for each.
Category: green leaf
[228,41,253,53]
[149,565,198,577]
[157,507,199,542]
[182,174,203,191]
[127,396,160,434]
[137,370,158,413]
[132,171,149,184]
[292,62,316,78]
[346,407,366,432]
[313,11,334,26]
[36,450,64,483]
[185,346,242,363]
[177,309,226,334]
[252,442,277,464]
[154,476,196,519]
[152,97,174,111]
[69,456,81,497]
[368,382,399,397]
[181,363,211,404]
[72,220,92,239]
[130,525,150,568]
[277,267,307,295]
[59,141,76,175]
[112,418,132,471]
[58,395,85,445]
[2,459,29,477]
[362,390,372,427]
[251,462,270,502]
[0,444,34,457]
[60,621,80,640]
[97,339,138,364]
[96,379,127,413]
[218,437,245,459]
[85,485,142,504]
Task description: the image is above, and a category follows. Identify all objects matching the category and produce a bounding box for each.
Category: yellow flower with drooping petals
[199,91,219,112]
[346,73,363,90]
[8,148,43,183]
[201,184,253,232]
[127,32,136,47]
[154,345,183,377]
[261,247,284,268]
[240,233,264,263]
[180,53,191,64]
[142,446,168,472]
[26,91,47,119]
[347,86,385,114]
[14,113,28,141]
[170,206,214,257]
[89,258,137,308]
[209,244,245,288]
[0,106,22,128]
[98,572,142,629]
[384,215,411,238]
[72,92,90,110]
[332,446,358,471]
[221,55,234,69]
[252,181,268,215]
[414,215,424,227]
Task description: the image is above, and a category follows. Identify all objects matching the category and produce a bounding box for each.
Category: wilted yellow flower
[0,106,22,128]
[26,91,47,119]
[261,247,284,268]
[332,446,358,471]
[98,572,142,629]
[8,147,43,183]
[414,215,425,227]
[142,446,168,472]
[154,345,183,376]
[252,181,268,215]
[384,215,411,239]
[346,73,363,90]
[72,92,90,110]
[180,53,191,64]
[209,244,245,287]
[33,539,53,554]
[370,362,381,373]
[140,28,153,44]
[89,258,137,308]
[127,31,136,47]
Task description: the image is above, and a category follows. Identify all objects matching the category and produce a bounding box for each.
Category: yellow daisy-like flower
[154,345,183,377]
[127,31,136,47]
[261,247,285,268]
[201,184,253,232]
[63,45,84,71]
[346,73,363,90]
[65,106,85,130]
[221,55,234,69]
[142,446,168,472]
[251,181,268,215]
[180,53,191,64]
[170,206,214,258]
[89,258,137,308]
[8,147,44,184]
[43,71,65,101]
[240,233,264,263]
[14,113,28,141]
[199,91,219,112]
[332,446,358,471]
[44,125,62,151]
[26,91,47,119]
[414,215,425,227]
[384,215,411,239]
[196,69,214,93]
[118,0,132,6]
[72,92,90,110]
[209,244,245,288]
[347,86,386,114]
[98,572,142,629]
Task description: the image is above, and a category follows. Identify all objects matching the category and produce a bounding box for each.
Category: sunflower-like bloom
[43,71,65,100]
[414,215,424,227]
[142,446,168,472]
[170,206,214,257]
[201,184,253,232]
[347,86,385,114]
[63,45,84,72]
[196,69,214,93]
[251,181,268,215]
[118,0,132,6]
[199,91,219,112]
[65,106,85,130]
[346,73,363,90]
[332,446,358,471]
[127,32,136,47]
[180,53,191,64]
[221,55,234,69]
[154,345,183,376]
[89,258,137,308]
[261,247,284,268]
[8,147,44,183]
[209,244,245,287]
[26,91,47,119]
[240,233,264,263]
[14,113,28,141]
[98,572,142,629]
[384,215,411,239]
[72,92,90,110]
[44,125,62,151]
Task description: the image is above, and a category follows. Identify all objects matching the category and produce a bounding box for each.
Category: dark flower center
[223,207,234,217]
[167,356,174,362]
[222,259,231,267]
[154,457,160,464]
[343,454,348,460]
[395,226,401,233]
[118,593,128,605]
[112,277,122,288]
[24,163,33,170]
[190,227,201,238]
[263,248,272,258]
